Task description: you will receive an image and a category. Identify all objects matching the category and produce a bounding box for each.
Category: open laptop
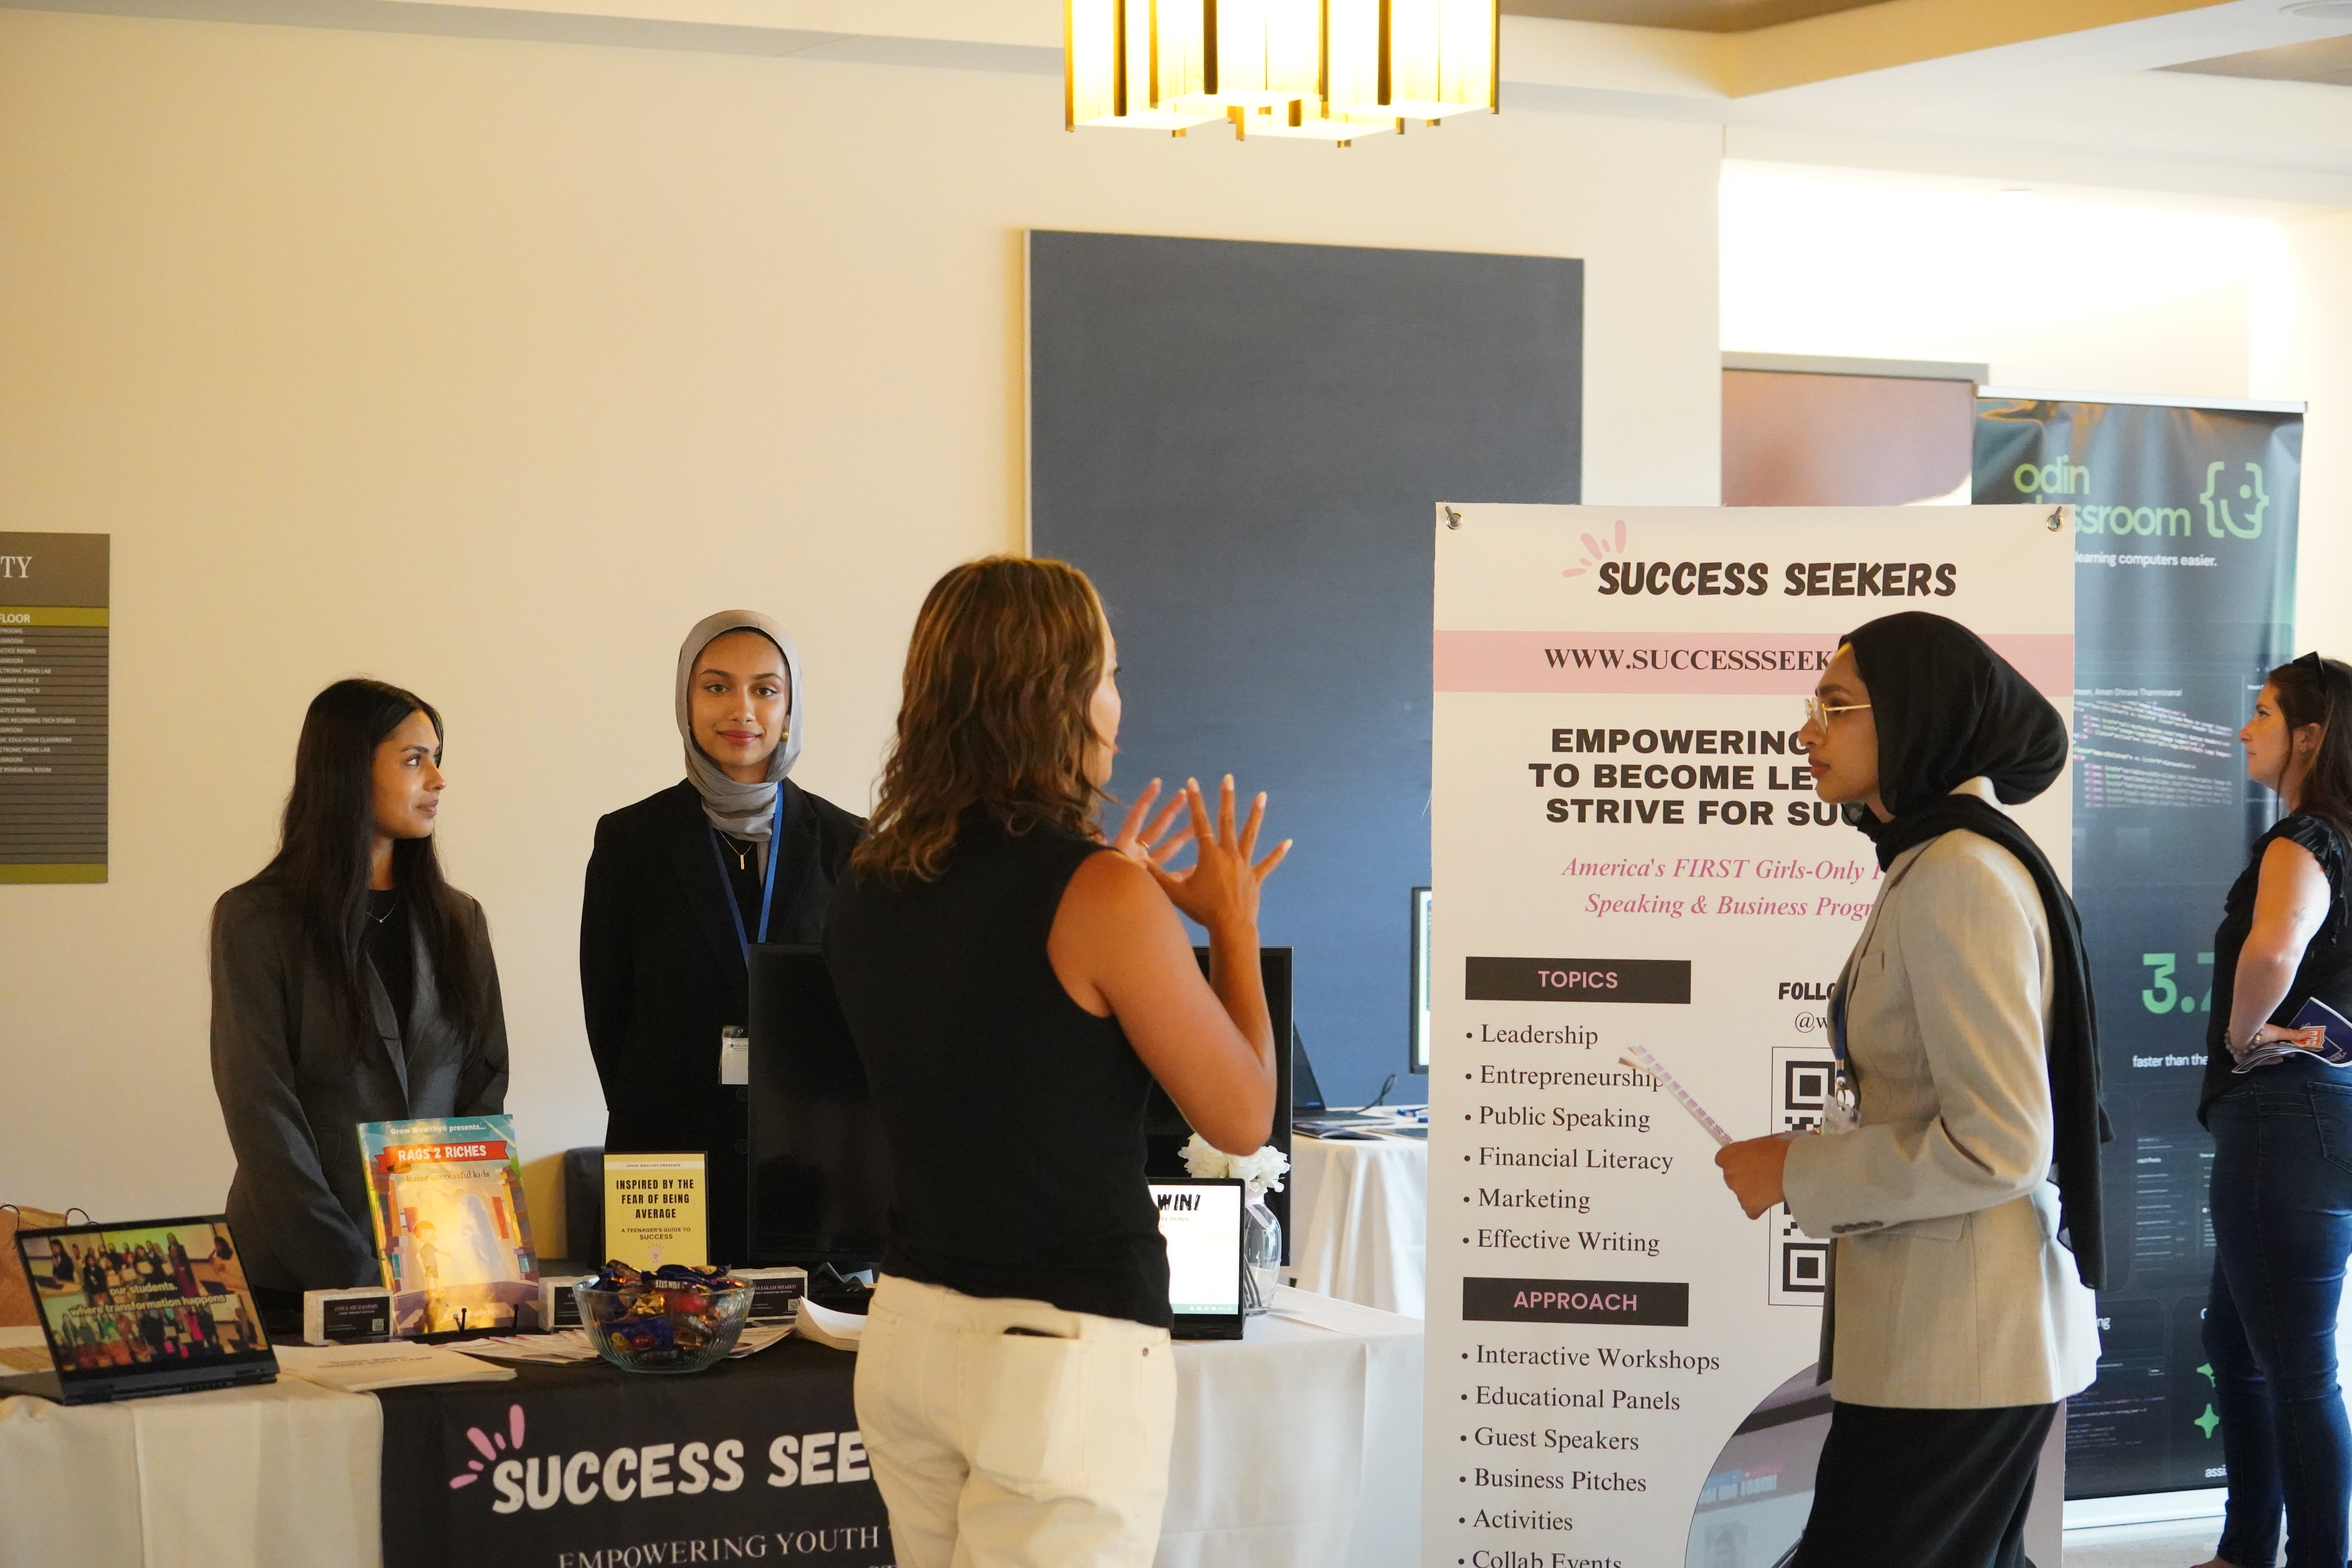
[1150,1178,1246,1341]
[8,1215,277,1404]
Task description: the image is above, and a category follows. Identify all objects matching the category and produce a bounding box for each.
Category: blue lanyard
[709,790,787,963]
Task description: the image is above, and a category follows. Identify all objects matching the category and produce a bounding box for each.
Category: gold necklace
[722,834,754,871]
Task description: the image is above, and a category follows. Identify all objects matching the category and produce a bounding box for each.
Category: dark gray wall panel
[1028,231,1581,1103]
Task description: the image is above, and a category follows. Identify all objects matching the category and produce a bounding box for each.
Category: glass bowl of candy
[575,1263,752,1374]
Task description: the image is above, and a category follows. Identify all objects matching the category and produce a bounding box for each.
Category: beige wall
[1722,162,2285,400]
[1725,156,2352,664]
[2259,210,2352,661]
[0,9,1724,1241]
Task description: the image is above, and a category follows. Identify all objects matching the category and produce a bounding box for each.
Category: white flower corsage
[1180,1134,1290,1200]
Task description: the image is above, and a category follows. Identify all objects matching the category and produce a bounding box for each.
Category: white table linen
[1158,1287,1422,1568]
[2,1291,1422,1568]
[1288,1133,1429,1318]
[0,1346,380,1568]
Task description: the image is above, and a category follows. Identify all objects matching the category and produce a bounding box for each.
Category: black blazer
[580,778,863,1257]
[209,882,508,1293]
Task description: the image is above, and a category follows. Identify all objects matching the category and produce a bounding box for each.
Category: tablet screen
[1150,1179,1243,1319]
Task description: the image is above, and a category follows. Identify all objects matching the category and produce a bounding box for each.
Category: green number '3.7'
[2141,952,2216,1015]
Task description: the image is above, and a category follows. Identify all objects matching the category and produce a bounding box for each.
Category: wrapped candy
[581,1261,750,1372]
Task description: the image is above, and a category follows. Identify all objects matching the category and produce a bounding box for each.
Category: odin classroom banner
[1426,504,2072,1567]
[1976,397,2301,1499]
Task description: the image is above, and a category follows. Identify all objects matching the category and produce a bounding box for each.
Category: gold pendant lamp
[1066,0,1498,146]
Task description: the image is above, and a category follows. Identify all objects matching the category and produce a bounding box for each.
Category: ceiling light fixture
[1066,0,1499,147]
[2284,1,2352,18]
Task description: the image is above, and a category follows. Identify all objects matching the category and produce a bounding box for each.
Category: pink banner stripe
[1435,630,2075,703]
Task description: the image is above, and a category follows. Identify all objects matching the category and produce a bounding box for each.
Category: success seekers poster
[1426,504,2074,1567]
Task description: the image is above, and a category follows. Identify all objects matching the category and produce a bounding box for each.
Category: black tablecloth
[376,1337,892,1567]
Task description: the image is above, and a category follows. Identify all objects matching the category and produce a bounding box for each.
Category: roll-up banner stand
[1426,504,2072,1566]
[1975,396,2301,1500]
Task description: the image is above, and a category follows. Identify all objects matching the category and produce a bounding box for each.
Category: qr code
[1768,1047,1835,1305]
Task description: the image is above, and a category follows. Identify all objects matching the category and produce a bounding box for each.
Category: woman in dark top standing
[581,611,862,1263]
[2199,653,2352,1568]
[210,679,507,1304]
[826,555,1289,1568]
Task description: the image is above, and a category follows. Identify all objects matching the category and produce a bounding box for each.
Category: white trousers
[854,1273,1176,1568]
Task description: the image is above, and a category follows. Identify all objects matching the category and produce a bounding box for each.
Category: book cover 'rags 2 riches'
[358,1115,543,1335]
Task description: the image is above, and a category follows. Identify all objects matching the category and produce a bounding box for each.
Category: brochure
[2232,997,2352,1074]
[274,1340,517,1392]
[357,1115,544,1336]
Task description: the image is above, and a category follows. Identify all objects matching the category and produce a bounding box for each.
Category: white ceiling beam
[0,0,847,54]
[1725,0,2228,97]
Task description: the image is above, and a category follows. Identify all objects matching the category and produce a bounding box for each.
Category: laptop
[7,1215,278,1404]
[1150,1178,1246,1341]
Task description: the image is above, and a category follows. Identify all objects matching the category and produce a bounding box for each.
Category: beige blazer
[1780,779,2101,1409]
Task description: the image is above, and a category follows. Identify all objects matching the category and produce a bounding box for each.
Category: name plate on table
[375,1339,888,1566]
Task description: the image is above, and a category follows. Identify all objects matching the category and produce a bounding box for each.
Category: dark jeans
[2207,1060,2352,1568]
[1791,1399,2055,1568]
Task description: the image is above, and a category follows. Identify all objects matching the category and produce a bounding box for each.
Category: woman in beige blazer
[1717,612,2107,1568]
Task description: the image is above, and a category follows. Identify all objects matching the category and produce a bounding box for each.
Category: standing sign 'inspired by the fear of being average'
[1426,505,2074,1568]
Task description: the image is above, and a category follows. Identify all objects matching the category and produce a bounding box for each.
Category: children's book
[356,1116,544,1336]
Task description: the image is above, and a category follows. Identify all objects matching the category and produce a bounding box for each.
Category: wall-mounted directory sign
[0,533,109,883]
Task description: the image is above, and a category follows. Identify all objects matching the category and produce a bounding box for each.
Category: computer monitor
[11,1216,276,1405]
[1142,947,1292,1260]
[1150,1178,1245,1340]
[746,944,895,1269]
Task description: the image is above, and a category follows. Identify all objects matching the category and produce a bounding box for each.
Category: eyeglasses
[1802,696,1872,730]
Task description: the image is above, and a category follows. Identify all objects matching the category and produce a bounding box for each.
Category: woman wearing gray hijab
[581,612,863,1259]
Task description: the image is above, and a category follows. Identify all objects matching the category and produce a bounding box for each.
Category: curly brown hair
[853,555,1109,882]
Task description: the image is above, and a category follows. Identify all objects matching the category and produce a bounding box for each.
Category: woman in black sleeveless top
[826,555,1290,1568]
[2198,653,2352,1568]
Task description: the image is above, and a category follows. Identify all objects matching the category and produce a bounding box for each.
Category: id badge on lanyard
[1823,975,1862,1135]
[711,791,787,1085]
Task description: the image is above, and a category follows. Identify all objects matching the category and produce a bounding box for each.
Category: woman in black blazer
[211,679,508,1302]
[581,611,862,1261]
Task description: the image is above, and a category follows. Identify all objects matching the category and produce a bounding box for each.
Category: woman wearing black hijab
[580,612,863,1261]
[1716,611,2106,1568]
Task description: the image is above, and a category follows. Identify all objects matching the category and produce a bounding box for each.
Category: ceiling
[6,0,2352,205]
[2167,32,2352,83]
[1499,0,1884,32]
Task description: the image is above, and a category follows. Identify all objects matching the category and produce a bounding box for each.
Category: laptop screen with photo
[15,1215,276,1402]
[1150,1178,1244,1338]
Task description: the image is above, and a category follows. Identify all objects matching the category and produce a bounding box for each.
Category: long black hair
[2269,652,2352,841]
[233,678,494,1042]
